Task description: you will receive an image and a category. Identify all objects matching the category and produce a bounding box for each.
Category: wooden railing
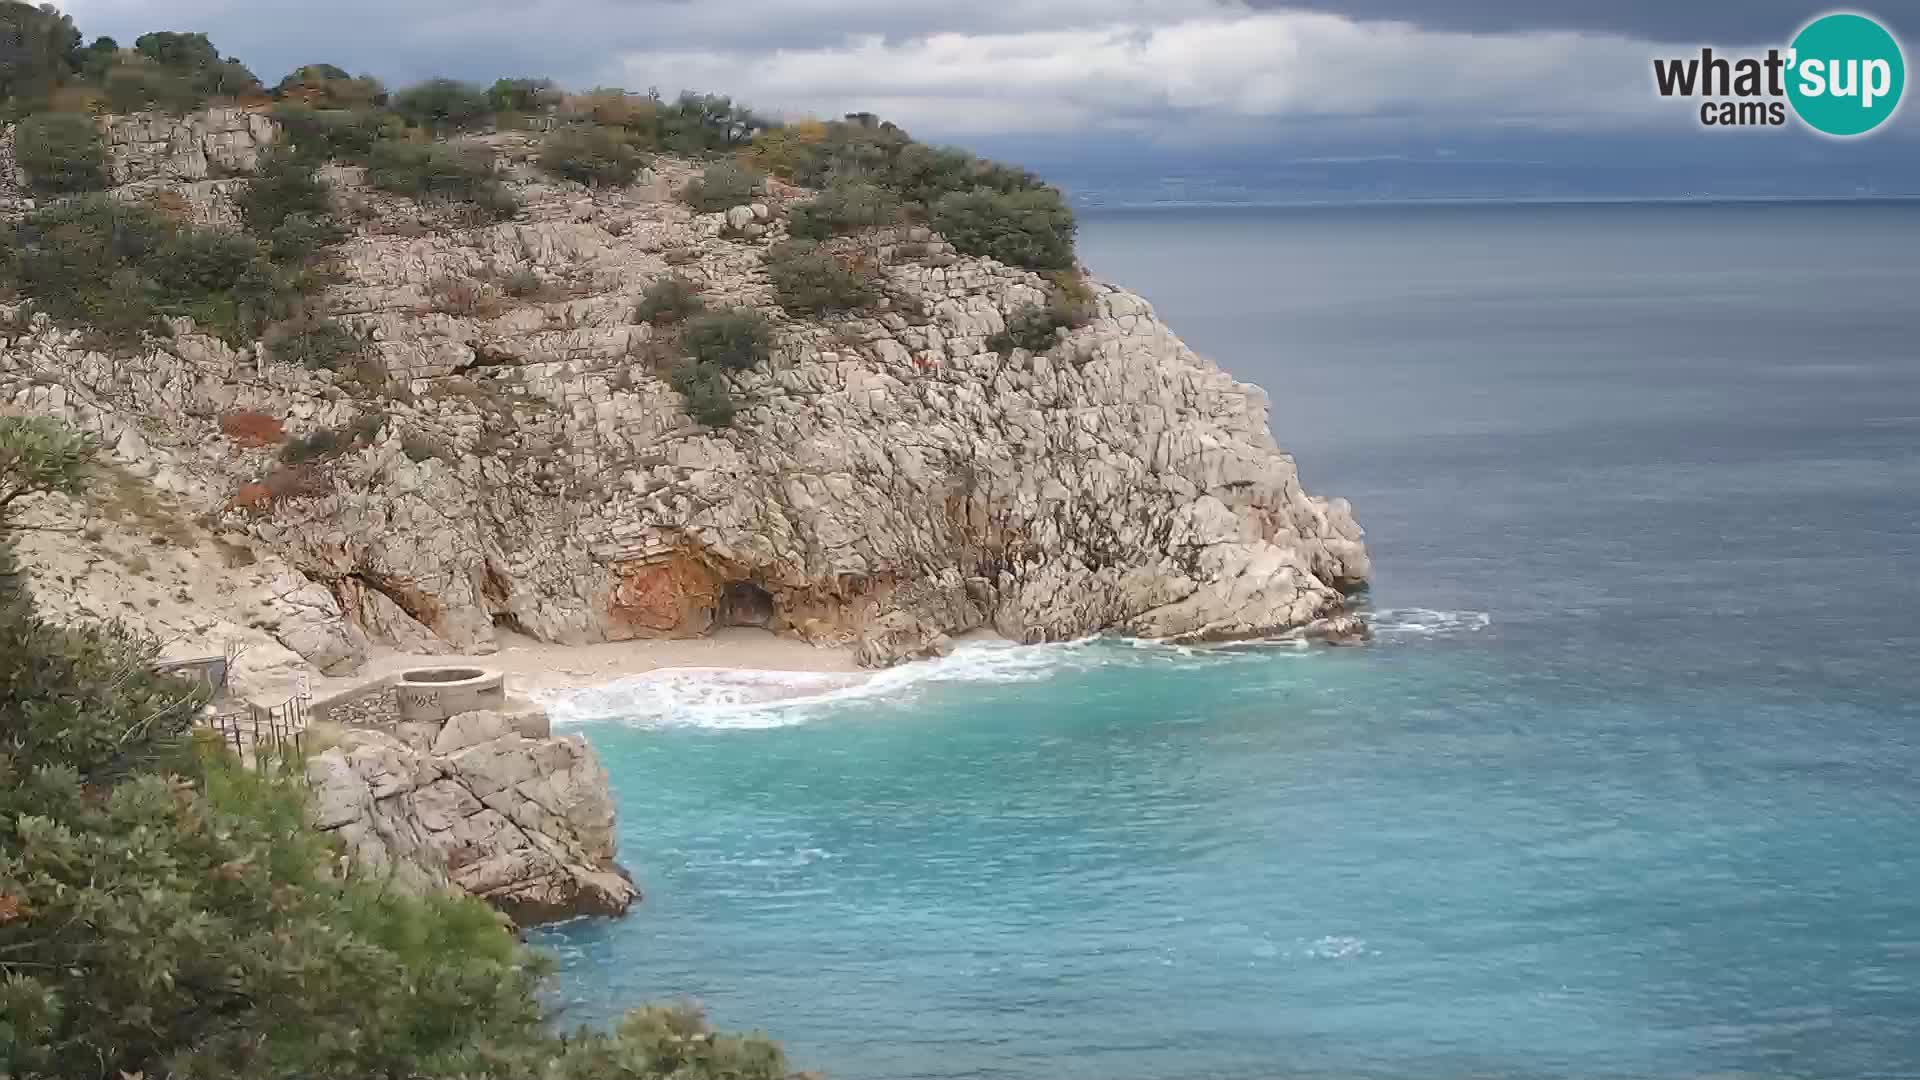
[203,694,308,763]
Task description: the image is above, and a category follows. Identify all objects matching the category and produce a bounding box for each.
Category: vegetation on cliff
[3,0,1079,429]
[0,416,800,1078]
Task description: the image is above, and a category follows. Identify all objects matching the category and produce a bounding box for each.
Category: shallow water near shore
[531,200,1920,1080]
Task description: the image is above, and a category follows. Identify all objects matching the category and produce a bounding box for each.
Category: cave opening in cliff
[716,581,775,629]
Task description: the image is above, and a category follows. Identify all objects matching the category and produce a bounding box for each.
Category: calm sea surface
[533,201,1920,1080]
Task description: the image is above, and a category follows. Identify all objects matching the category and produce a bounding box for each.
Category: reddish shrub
[220,410,286,448]
[227,482,276,512]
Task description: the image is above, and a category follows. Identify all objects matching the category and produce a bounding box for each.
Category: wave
[539,612,1490,729]
[1366,608,1491,637]
[538,639,1096,730]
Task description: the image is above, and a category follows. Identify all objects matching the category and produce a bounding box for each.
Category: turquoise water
[532,201,1920,1079]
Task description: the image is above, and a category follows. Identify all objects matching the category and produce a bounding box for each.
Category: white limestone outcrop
[305,704,637,925]
[0,114,1371,674]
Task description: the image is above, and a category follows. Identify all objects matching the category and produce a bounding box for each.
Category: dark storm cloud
[1246,0,1920,44]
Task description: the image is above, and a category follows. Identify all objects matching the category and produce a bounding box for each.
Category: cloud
[48,0,1910,142]
[609,13,1671,135]
[1246,0,1920,45]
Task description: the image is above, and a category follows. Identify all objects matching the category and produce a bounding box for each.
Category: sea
[529,200,1920,1080]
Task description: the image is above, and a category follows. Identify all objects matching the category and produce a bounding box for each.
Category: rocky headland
[1,107,1370,696]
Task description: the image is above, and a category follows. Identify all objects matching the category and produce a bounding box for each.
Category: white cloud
[611,11,1672,135]
[51,0,1690,138]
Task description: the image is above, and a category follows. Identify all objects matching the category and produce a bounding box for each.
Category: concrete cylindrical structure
[394,667,507,723]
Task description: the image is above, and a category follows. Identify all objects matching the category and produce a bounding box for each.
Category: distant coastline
[1073,192,1920,212]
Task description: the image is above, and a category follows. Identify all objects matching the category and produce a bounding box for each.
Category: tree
[0,1,83,110]
[393,77,491,132]
[487,76,559,115]
[272,63,385,108]
[132,30,261,98]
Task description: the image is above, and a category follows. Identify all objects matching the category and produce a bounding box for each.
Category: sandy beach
[304,627,862,704]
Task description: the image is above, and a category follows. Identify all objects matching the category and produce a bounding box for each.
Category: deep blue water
[532,201,1920,1080]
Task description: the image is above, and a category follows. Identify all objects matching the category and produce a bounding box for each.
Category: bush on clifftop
[367,140,519,220]
[634,275,706,325]
[679,160,763,213]
[540,124,648,188]
[766,240,879,314]
[685,308,772,372]
[392,77,491,133]
[930,188,1077,271]
[787,180,902,240]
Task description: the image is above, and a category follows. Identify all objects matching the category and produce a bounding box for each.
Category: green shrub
[278,425,345,463]
[267,316,365,370]
[684,308,771,372]
[392,77,491,132]
[787,180,900,240]
[634,274,705,325]
[3,196,298,346]
[270,103,399,163]
[12,111,108,194]
[272,64,387,109]
[987,272,1096,355]
[264,211,345,264]
[930,187,1076,270]
[670,361,737,427]
[765,240,877,314]
[679,160,763,213]
[743,115,1080,267]
[488,77,561,115]
[539,124,647,187]
[367,140,518,220]
[238,150,345,262]
[2,411,814,1080]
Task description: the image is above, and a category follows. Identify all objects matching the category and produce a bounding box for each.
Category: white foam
[538,640,1094,730]
[1367,608,1492,637]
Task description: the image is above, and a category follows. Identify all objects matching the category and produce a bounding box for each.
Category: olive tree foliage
[0,417,802,1080]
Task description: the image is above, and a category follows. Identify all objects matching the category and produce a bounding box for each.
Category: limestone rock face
[103,107,277,185]
[0,115,1371,674]
[305,709,636,925]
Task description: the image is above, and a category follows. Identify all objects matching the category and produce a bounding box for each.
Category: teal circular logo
[1787,12,1906,136]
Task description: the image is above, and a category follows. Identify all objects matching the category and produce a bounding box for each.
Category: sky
[47,0,1920,199]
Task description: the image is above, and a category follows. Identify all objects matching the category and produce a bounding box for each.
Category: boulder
[304,712,638,926]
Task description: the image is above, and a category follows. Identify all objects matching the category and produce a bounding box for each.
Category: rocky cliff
[0,109,1369,684]
[306,701,637,926]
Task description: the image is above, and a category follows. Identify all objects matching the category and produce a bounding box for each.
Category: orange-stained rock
[605,553,722,637]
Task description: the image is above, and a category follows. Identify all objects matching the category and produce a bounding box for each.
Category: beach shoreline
[303,627,864,705]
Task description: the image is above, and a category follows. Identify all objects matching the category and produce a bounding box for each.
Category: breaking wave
[538,640,1097,730]
[1367,608,1492,637]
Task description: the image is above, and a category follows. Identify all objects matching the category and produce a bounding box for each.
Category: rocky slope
[306,701,637,925]
[0,108,1369,684]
